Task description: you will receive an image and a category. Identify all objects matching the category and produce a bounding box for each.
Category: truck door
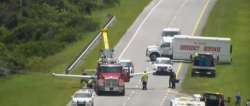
[160,42,172,57]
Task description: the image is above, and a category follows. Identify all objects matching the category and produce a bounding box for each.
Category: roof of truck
[175,35,231,41]
[162,27,180,32]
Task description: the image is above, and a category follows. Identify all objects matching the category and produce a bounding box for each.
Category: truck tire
[191,72,196,77]
[150,53,160,61]
[121,88,125,96]
[210,72,216,78]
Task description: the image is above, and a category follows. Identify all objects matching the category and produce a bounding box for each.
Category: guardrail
[65,16,116,74]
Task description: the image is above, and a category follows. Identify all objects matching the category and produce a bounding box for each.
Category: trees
[0,0,120,74]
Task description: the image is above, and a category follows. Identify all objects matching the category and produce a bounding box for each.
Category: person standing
[235,92,241,106]
[169,70,176,89]
[171,71,176,89]
[141,71,149,90]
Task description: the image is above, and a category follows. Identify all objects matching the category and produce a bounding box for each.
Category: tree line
[0,0,120,75]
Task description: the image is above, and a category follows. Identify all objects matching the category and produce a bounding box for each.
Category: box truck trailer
[146,35,232,64]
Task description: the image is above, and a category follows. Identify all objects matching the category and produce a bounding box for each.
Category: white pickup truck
[152,57,173,75]
[146,27,181,61]
[146,35,232,63]
[71,89,95,106]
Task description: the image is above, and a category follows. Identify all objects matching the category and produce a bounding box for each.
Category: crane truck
[52,28,154,96]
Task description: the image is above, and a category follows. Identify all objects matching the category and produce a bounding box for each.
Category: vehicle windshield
[160,43,170,48]
[162,31,180,37]
[120,62,132,67]
[194,55,214,66]
[100,66,122,73]
[74,93,91,98]
[205,94,219,101]
[156,59,171,64]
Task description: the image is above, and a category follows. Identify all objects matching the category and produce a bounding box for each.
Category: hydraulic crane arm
[101,28,110,50]
[100,28,113,59]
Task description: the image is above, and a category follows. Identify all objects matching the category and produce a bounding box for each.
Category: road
[72,0,216,106]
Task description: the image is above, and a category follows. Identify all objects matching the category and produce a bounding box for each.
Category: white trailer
[172,35,232,63]
[146,35,232,63]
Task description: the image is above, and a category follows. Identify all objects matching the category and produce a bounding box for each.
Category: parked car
[71,89,95,106]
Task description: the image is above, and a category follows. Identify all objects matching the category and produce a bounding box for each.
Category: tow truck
[52,29,154,96]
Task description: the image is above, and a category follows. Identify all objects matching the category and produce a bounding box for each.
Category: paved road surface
[70,0,216,106]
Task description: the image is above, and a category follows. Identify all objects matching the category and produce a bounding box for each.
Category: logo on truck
[180,45,221,52]
[204,46,220,52]
[180,45,200,51]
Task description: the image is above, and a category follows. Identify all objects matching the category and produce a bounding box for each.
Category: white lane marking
[122,90,136,106]
[168,0,189,26]
[160,89,170,106]
[118,0,164,59]
[160,0,211,105]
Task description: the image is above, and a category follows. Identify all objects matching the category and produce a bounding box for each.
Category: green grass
[182,0,250,105]
[0,0,151,106]
[0,73,79,106]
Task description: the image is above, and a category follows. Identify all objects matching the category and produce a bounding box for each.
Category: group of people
[141,70,177,90]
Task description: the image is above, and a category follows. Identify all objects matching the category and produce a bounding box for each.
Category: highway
[92,0,216,106]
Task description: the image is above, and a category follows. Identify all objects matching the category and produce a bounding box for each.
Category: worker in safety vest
[141,71,149,90]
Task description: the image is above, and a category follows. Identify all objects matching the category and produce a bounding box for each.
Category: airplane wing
[130,71,155,77]
[52,73,96,79]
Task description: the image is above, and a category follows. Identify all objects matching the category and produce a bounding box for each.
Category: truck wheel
[121,88,125,96]
[191,72,196,77]
[150,53,159,61]
[211,73,216,78]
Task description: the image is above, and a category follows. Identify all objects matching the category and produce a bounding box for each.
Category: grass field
[0,0,151,106]
[182,0,250,105]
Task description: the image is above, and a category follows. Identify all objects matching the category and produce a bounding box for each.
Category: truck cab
[95,61,126,95]
[146,28,181,61]
[159,37,173,58]
[191,53,217,77]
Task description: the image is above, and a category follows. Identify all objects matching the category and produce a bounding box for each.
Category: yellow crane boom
[101,28,110,50]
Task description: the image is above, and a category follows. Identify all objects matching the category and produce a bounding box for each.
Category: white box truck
[146,35,232,63]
